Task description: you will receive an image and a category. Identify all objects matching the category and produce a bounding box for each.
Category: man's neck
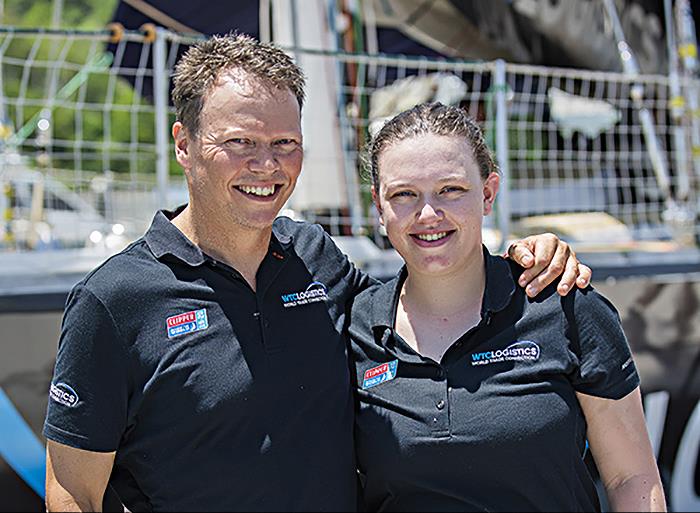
[171,205,272,291]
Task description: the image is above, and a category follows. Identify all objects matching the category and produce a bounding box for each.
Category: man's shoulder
[273,216,344,261]
[273,216,325,240]
[76,237,163,301]
[349,278,393,330]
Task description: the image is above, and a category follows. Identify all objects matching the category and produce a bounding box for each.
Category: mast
[269,0,363,234]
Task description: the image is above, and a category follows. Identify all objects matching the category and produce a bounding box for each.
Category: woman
[349,102,665,512]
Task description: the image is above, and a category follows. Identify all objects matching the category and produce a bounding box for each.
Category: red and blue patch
[167,309,209,339]
[362,360,399,389]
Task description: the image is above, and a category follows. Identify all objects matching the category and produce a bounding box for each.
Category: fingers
[556,250,579,295]
[519,238,568,297]
[515,237,593,297]
[507,240,536,269]
[576,263,592,289]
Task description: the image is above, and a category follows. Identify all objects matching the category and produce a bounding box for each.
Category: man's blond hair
[172,33,306,134]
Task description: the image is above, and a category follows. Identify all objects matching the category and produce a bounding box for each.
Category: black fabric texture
[44,208,374,512]
[348,248,639,512]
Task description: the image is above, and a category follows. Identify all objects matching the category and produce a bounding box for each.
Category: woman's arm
[577,388,666,512]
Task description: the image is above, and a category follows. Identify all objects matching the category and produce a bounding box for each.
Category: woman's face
[375,133,499,278]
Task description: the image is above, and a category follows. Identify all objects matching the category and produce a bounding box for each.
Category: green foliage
[3,0,119,29]
[0,1,170,178]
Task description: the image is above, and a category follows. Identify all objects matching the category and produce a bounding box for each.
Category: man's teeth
[416,232,449,242]
[239,185,276,197]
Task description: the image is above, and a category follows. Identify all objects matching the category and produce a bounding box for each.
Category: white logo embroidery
[281,282,328,308]
[49,382,79,407]
[470,341,541,366]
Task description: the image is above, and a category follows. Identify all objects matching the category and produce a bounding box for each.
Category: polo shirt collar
[371,246,517,335]
[144,206,294,267]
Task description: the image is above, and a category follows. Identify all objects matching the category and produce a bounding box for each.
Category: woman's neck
[401,251,486,319]
[395,252,487,362]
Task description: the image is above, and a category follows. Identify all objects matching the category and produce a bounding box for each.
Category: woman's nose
[417,202,442,223]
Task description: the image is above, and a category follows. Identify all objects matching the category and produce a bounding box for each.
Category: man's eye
[228,138,252,146]
[274,139,299,150]
[391,191,415,198]
[441,186,465,194]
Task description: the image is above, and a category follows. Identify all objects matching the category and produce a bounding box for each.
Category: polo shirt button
[432,417,438,424]
[436,400,445,410]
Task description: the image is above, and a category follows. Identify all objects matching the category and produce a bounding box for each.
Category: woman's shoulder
[347,274,402,354]
[349,277,397,326]
[507,262,621,331]
[505,254,615,316]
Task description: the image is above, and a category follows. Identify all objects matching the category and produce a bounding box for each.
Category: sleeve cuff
[574,369,640,400]
[43,422,118,453]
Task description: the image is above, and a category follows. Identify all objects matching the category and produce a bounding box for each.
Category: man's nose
[249,147,279,173]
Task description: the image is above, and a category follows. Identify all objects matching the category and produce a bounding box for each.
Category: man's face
[174,70,303,232]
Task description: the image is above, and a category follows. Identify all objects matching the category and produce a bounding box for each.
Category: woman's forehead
[378,134,477,180]
[381,133,472,157]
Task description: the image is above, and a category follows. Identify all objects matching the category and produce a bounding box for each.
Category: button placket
[430,365,450,437]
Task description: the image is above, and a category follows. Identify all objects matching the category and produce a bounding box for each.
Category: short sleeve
[317,228,377,302]
[565,288,640,399]
[43,285,130,452]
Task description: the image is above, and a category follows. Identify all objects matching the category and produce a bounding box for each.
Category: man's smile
[234,184,283,200]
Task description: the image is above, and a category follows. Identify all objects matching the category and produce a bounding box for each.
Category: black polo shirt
[348,249,639,512]
[44,208,373,512]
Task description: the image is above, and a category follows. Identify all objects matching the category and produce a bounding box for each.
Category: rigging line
[122,0,202,36]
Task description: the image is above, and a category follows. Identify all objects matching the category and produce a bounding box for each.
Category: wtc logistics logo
[281,282,328,308]
[470,341,540,366]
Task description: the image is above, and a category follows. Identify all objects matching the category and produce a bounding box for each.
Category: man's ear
[371,185,384,224]
[483,172,500,216]
[173,122,192,171]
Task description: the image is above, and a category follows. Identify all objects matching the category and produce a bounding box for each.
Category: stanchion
[3,182,14,246]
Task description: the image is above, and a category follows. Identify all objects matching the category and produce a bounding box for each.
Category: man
[44,34,591,512]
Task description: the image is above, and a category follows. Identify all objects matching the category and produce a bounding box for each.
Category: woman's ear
[371,186,385,226]
[483,173,500,216]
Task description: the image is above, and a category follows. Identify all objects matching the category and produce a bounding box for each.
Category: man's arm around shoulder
[46,440,115,512]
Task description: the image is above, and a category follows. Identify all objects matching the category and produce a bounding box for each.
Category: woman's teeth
[238,185,276,197]
[416,232,448,242]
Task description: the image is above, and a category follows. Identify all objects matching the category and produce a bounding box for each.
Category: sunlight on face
[175,70,304,232]
[376,133,499,278]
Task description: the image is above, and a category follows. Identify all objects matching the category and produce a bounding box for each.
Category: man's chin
[230,210,282,232]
